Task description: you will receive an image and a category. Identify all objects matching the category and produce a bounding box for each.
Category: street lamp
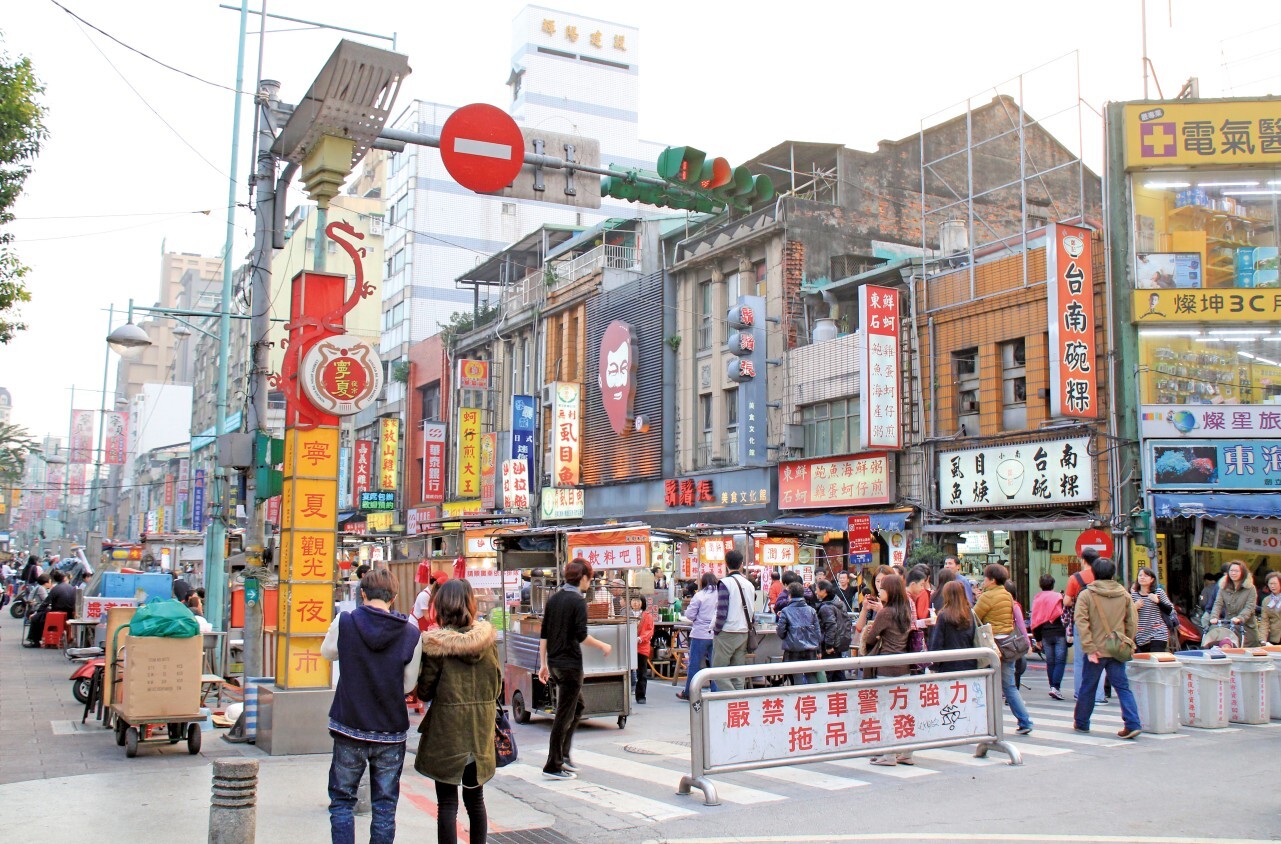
[106,323,151,358]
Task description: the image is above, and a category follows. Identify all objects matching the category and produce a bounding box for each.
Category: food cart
[497,525,648,729]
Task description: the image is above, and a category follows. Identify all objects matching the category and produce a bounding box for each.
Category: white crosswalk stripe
[571,748,786,805]
[825,757,936,778]
[912,748,1001,767]
[622,740,870,790]
[502,763,694,822]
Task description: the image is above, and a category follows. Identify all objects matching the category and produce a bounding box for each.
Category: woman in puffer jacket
[1209,560,1259,647]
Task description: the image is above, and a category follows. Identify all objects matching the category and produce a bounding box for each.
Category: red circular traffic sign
[1075,528,1114,560]
[439,103,524,193]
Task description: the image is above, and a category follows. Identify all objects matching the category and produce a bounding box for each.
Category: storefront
[1113,97,1281,605]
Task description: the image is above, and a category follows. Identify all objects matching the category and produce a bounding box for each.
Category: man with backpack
[1072,557,1142,739]
[815,579,853,681]
[1063,548,1106,704]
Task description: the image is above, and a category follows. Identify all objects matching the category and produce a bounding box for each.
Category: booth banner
[848,516,873,565]
[422,423,446,504]
[501,459,531,511]
[699,536,734,564]
[778,453,892,510]
[939,436,1094,511]
[104,411,128,465]
[540,487,584,521]
[1148,439,1281,491]
[463,567,521,590]
[1199,516,1281,553]
[567,527,650,569]
[552,383,582,487]
[754,537,798,566]
[704,674,990,768]
[859,285,902,449]
[480,432,497,510]
[354,439,373,498]
[70,409,94,463]
[83,596,139,621]
[1046,223,1098,419]
[1140,405,1281,440]
[379,418,399,491]
[456,408,482,498]
[366,512,393,532]
[407,507,435,535]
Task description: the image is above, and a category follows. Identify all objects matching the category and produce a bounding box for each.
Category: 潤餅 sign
[939,435,1094,511]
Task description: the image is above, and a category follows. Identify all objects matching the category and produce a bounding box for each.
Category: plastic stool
[42,612,69,649]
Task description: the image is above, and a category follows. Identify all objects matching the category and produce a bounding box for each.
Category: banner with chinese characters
[698,536,734,564]
[337,446,352,509]
[1139,405,1281,439]
[70,409,94,463]
[1147,439,1281,491]
[847,516,873,565]
[192,469,205,532]
[512,394,536,482]
[859,285,901,449]
[422,423,446,504]
[938,436,1095,511]
[103,411,128,465]
[479,432,497,510]
[457,358,490,390]
[1124,101,1281,169]
[729,295,769,466]
[663,478,716,509]
[456,408,481,498]
[1133,289,1281,323]
[753,537,798,566]
[1199,516,1281,554]
[704,675,990,768]
[540,487,584,521]
[354,439,373,499]
[1047,223,1098,419]
[552,383,581,487]
[778,454,892,510]
[567,527,650,569]
[378,418,399,491]
[501,459,531,510]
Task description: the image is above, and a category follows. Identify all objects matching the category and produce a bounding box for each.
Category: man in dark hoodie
[321,568,423,844]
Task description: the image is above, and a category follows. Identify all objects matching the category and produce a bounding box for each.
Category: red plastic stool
[41,612,69,648]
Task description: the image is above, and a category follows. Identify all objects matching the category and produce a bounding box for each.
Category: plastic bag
[130,598,201,638]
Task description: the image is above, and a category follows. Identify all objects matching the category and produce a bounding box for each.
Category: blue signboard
[1148,439,1281,491]
[192,469,206,532]
[338,446,352,509]
[513,395,536,481]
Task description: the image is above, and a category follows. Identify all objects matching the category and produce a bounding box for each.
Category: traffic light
[602,146,775,213]
[1130,509,1155,550]
[602,167,721,214]
[255,432,284,502]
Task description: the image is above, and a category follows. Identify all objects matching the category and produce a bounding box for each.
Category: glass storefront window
[1131,169,1281,290]
[1138,330,1281,405]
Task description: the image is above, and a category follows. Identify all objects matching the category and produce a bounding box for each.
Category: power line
[17,207,228,221]
[47,0,254,95]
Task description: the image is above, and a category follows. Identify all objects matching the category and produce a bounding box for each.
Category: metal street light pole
[88,306,114,538]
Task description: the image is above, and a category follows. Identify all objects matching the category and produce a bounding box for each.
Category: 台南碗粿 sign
[939,436,1095,511]
[1047,224,1098,419]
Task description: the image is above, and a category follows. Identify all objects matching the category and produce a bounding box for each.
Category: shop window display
[1138,332,1281,405]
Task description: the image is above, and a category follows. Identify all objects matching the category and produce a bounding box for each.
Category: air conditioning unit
[541,383,555,406]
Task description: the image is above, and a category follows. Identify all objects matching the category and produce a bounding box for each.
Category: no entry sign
[1075,528,1114,560]
[439,103,524,193]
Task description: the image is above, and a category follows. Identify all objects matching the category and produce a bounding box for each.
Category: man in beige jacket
[1072,557,1142,739]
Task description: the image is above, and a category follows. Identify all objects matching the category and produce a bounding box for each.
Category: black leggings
[434,762,486,844]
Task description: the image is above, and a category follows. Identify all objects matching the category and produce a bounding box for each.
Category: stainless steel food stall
[497,526,649,729]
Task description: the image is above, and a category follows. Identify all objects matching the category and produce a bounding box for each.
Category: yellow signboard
[379,418,399,491]
[283,477,338,531]
[456,407,482,498]
[1125,100,1281,169]
[284,531,335,581]
[366,512,393,532]
[1133,288,1281,323]
[285,582,334,635]
[276,634,329,688]
[284,427,339,477]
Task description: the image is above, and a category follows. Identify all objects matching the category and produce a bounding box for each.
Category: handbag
[1157,597,1182,641]
[996,630,1031,661]
[731,575,763,654]
[972,610,997,652]
[493,701,518,767]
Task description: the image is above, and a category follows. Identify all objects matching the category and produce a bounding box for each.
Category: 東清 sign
[938,435,1095,511]
[1147,439,1281,491]
[778,453,892,510]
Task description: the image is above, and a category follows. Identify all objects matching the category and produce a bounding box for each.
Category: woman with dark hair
[861,573,915,767]
[415,579,501,844]
[678,572,719,700]
[931,567,958,613]
[630,594,653,704]
[975,564,1033,735]
[1210,560,1259,646]
[1129,566,1176,653]
[1260,572,1281,644]
[1031,573,1068,698]
[928,580,977,673]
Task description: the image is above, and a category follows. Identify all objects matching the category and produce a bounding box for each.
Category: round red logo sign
[301,334,384,416]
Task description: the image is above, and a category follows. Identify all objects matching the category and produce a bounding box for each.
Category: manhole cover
[624,739,690,755]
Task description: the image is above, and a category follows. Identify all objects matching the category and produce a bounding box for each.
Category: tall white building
[378,5,665,415]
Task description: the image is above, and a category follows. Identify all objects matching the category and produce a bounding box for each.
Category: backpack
[825,601,854,652]
[1061,571,1088,630]
[781,603,821,652]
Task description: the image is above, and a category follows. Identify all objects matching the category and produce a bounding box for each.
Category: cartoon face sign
[599,320,637,436]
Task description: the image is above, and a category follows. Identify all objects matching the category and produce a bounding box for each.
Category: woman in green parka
[1209,560,1260,647]
[415,578,502,844]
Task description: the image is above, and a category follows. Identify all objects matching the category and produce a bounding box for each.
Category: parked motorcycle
[70,657,105,705]
[8,582,37,619]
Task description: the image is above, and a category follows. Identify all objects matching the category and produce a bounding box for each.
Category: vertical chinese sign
[70,409,94,463]
[552,383,581,487]
[456,408,481,498]
[378,418,399,492]
[1047,223,1098,419]
[479,432,497,509]
[727,295,768,466]
[421,423,446,504]
[192,469,206,532]
[353,440,373,499]
[103,411,128,465]
[847,515,873,566]
[512,394,536,481]
[501,459,531,510]
[859,284,901,450]
[337,446,352,510]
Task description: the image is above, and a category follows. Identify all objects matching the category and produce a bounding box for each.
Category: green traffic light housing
[608,147,775,214]
[254,432,284,502]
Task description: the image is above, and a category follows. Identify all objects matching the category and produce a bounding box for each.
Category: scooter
[8,582,38,619]
[70,657,105,705]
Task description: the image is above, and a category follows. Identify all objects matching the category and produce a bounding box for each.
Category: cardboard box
[118,634,202,718]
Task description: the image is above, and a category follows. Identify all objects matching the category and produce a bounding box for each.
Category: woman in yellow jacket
[974,564,1033,735]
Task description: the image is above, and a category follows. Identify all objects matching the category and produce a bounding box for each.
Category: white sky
[5,0,1281,438]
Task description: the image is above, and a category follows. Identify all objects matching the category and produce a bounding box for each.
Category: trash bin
[1223,648,1273,725]
[1128,652,1181,734]
[1263,646,1281,721]
[1174,650,1232,729]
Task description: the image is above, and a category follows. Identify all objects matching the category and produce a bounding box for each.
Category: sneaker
[1048,688,1064,700]
[636,698,647,705]
[562,759,578,772]
[1117,728,1142,740]
[675,691,689,701]
[1073,725,1090,733]
[542,769,576,781]
[870,755,899,766]
[1015,726,1033,736]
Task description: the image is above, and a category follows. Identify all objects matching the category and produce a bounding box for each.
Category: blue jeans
[1001,658,1033,731]
[1074,657,1140,732]
[1042,636,1068,691]
[684,637,717,696]
[328,734,406,844]
[1072,623,1105,702]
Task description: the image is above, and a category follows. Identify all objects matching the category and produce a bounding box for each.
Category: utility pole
[87,307,114,538]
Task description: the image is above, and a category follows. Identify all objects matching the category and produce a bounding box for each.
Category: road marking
[620,740,867,791]
[825,757,935,778]
[1004,741,1071,757]
[912,748,1001,767]
[501,763,693,823]
[641,834,1281,843]
[571,749,785,804]
[1019,711,1186,741]
[1000,725,1128,747]
[454,137,512,159]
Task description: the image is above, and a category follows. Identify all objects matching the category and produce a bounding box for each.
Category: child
[630,595,654,704]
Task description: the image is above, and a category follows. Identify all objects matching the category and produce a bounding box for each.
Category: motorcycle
[8,582,38,619]
[70,656,105,705]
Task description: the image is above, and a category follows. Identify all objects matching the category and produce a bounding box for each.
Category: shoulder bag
[494,698,518,767]
[732,574,763,654]
[971,609,997,652]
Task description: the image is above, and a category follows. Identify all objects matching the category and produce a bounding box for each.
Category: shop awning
[768,510,909,534]
[1152,493,1279,519]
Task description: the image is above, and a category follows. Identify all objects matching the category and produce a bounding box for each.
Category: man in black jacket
[25,569,77,646]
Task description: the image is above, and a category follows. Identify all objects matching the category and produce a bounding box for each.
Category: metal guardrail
[678,647,1020,806]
